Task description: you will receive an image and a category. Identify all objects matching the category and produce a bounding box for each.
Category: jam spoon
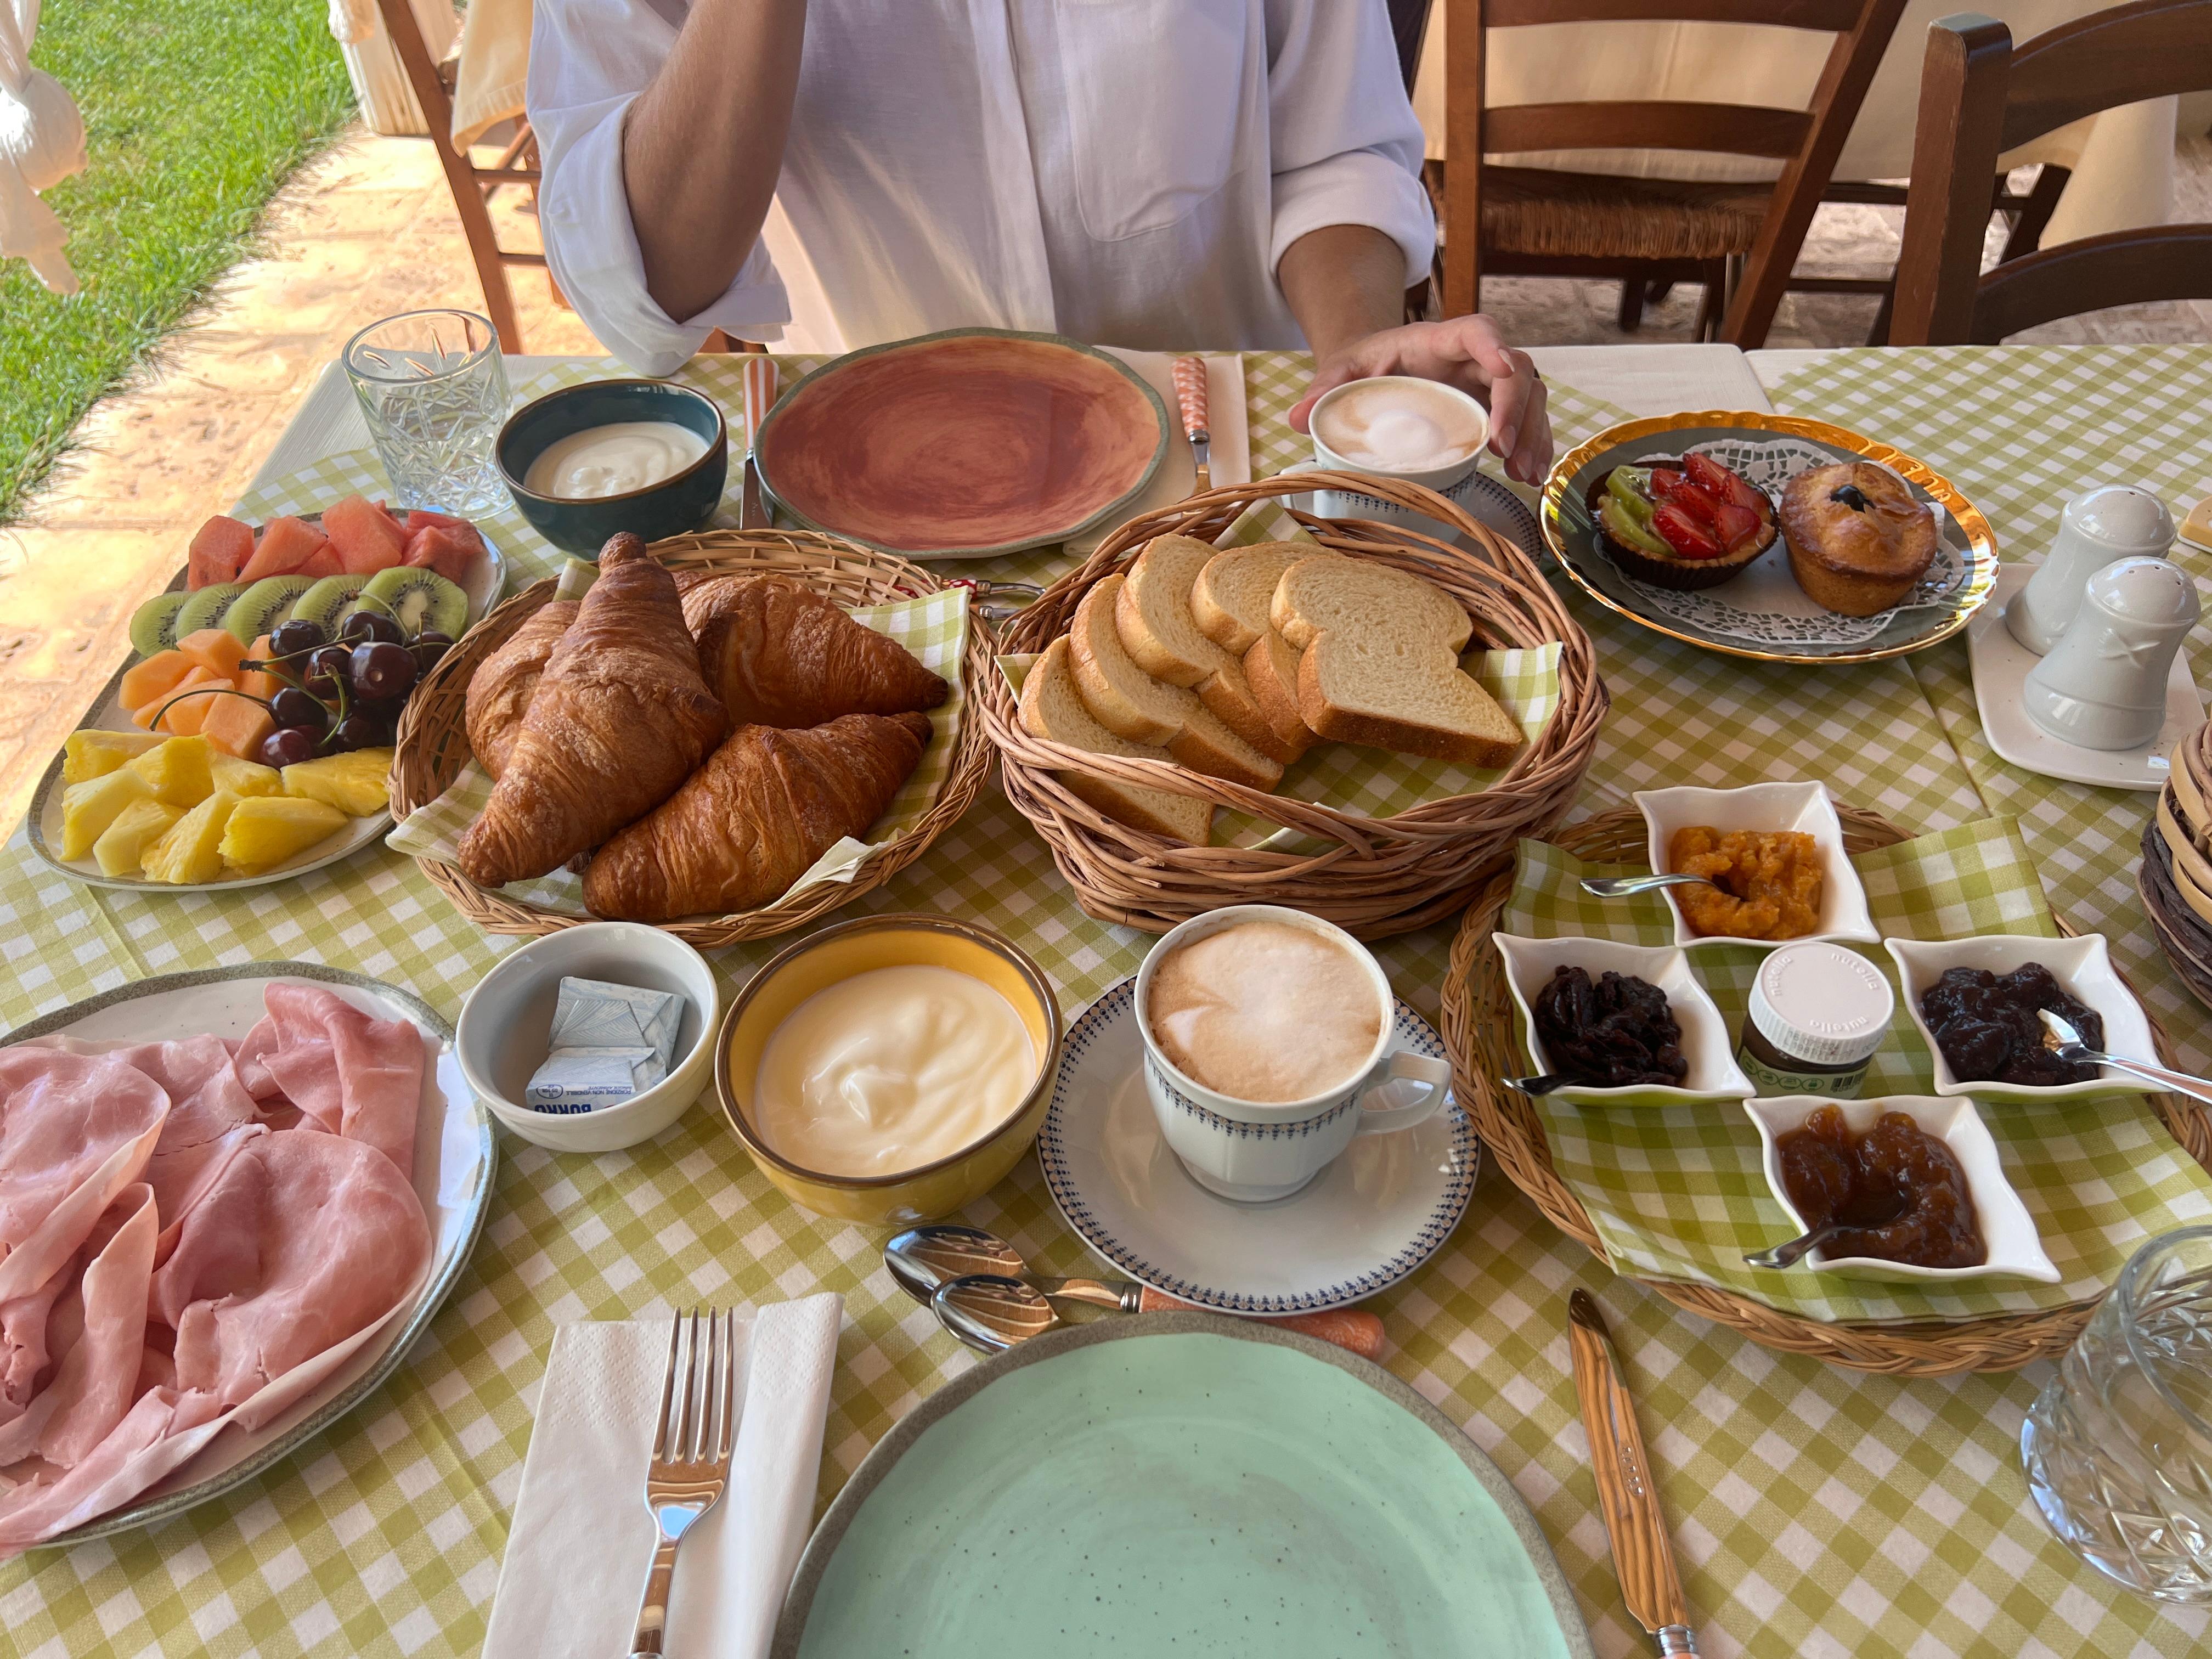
[2039,1011,2212,1104]
[1579,872,1714,898]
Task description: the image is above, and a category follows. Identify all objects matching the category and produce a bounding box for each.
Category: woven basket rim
[1441,800,2212,1377]
[979,471,1609,937]
[389,528,994,946]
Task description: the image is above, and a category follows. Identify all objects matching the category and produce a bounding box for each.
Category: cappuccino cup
[1308,375,1491,495]
[1135,905,1452,1203]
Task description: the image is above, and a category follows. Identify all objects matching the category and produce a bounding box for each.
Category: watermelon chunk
[240,516,329,582]
[295,544,346,578]
[404,524,477,583]
[324,494,408,575]
[187,516,253,592]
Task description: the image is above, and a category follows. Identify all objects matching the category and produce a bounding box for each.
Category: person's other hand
[1288,316,1553,486]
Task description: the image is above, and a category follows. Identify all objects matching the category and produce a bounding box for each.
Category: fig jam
[1774,1104,1985,1269]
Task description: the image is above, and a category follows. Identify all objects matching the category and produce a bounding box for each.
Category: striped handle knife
[1172,354,1211,494]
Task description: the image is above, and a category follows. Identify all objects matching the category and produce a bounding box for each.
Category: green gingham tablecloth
[4,346,2210,1659]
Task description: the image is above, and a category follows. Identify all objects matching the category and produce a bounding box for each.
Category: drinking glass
[2022,1225,2212,1602]
[343,309,511,514]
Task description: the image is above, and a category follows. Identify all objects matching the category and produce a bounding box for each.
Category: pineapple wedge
[127,735,216,808]
[281,747,394,818]
[210,754,284,798]
[63,729,165,785]
[61,768,154,861]
[219,795,348,874]
[93,799,184,878]
[142,789,242,885]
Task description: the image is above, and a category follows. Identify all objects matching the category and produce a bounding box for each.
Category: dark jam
[1532,966,1688,1088]
[1774,1104,1985,1268]
[1917,963,2103,1086]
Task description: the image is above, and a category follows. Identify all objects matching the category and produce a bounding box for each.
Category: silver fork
[626,1308,740,1659]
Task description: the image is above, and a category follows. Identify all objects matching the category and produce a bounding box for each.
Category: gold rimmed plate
[1541,411,1998,664]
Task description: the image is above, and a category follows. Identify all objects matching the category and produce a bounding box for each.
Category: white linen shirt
[528,0,1435,375]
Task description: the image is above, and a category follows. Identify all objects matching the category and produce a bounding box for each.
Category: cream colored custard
[523,420,709,499]
[753,965,1039,1177]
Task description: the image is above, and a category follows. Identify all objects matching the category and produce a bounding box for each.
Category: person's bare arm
[621,0,809,323]
[1278,223,1553,484]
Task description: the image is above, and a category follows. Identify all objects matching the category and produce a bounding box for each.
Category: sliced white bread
[1241,629,1318,762]
[1116,535,1237,687]
[1069,577,1283,791]
[1273,557,1523,766]
[1192,543,1317,653]
[1191,651,1301,766]
[1018,639,1212,845]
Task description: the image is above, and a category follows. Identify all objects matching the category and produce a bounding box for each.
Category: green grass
[0,0,358,523]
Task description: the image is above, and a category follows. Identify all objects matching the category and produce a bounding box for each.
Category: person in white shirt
[529,0,1553,481]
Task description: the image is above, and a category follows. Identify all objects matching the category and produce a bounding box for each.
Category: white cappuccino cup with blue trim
[1134,904,1452,1203]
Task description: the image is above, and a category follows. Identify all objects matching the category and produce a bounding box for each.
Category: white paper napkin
[1065,351,1250,554]
[481,1294,844,1659]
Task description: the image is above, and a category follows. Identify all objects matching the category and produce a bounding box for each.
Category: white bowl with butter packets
[458,922,720,1153]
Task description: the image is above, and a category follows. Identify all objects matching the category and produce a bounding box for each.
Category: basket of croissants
[979,472,1609,938]
[390,528,995,945]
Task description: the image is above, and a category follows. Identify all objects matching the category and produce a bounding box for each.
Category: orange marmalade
[1668,826,1824,941]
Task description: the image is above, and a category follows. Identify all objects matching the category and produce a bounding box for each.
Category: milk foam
[1147,921,1383,1103]
[1315,381,1487,473]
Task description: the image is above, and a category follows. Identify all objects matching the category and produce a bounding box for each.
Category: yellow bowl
[714,913,1062,1226]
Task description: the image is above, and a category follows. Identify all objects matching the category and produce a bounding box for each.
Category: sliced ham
[0,1385,225,1551]
[0,1050,168,1304]
[0,1184,155,1468]
[232,984,425,1176]
[0,1266,67,1427]
[105,1036,267,1249]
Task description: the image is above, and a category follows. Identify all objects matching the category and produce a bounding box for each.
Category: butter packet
[526,1046,666,1114]
[546,977,684,1071]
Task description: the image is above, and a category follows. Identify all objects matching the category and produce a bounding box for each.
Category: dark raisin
[1830,484,1870,510]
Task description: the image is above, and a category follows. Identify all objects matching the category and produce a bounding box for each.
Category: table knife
[1567,1290,1698,1656]
[740,354,777,529]
[1172,354,1211,493]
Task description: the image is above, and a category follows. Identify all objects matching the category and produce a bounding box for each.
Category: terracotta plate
[755,328,1170,558]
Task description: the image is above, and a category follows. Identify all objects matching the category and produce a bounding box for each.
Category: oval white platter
[1,960,493,1548]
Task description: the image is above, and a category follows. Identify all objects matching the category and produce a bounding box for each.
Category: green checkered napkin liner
[995,642,1560,849]
[387,586,970,914]
[1503,819,2212,1325]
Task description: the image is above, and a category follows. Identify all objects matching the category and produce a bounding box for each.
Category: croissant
[682,575,948,727]
[582,711,933,921]
[464,599,577,780]
[457,534,725,887]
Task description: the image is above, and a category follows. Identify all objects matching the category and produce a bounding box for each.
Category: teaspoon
[1500,1071,1577,1096]
[1579,872,1714,898]
[1742,1219,1865,1270]
[2039,1011,2212,1105]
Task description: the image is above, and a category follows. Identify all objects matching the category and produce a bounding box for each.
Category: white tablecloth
[1413,2,2176,246]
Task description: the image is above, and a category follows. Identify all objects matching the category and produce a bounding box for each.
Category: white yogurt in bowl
[522,420,712,500]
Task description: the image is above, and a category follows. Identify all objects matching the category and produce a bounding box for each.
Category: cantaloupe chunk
[188,516,254,592]
[238,635,280,702]
[119,650,194,716]
[200,690,275,761]
[137,667,227,735]
[176,627,249,682]
[239,516,328,582]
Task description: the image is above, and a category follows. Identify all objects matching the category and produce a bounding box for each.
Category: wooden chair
[1438,0,1907,346]
[1891,1,2212,343]
[374,0,546,353]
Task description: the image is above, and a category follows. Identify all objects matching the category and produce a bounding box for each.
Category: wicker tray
[390,529,995,946]
[1441,803,2212,1376]
[979,472,1607,939]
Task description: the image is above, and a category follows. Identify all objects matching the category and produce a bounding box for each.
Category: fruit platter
[26,498,505,891]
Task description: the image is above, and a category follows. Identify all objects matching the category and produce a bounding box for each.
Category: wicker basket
[1441,803,2212,1376]
[2140,717,2212,1014]
[979,472,1607,938]
[390,529,995,946]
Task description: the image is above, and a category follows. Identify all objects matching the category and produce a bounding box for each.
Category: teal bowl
[496,379,728,556]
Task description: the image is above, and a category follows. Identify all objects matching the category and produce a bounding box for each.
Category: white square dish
[1743,1093,2058,1283]
[1633,781,1880,950]
[1494,933,1753,1106]
[1883,933,2160,1104]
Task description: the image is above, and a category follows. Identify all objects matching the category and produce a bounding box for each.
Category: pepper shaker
[2023,557,2201,751]
[2007,484,2176,654]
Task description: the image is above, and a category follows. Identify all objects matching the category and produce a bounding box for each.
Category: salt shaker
[2023,557,2201,751]
[2007,484,2176,654]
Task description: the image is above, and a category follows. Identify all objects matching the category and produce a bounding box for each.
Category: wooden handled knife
[1567,1290,1699,1656]
[1172,354,1211,494]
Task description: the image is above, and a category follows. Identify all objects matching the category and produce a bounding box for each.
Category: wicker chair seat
[1480,168,1773,262]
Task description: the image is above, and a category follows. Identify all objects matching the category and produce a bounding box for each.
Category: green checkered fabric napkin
[994,641,1559,848]
[386,586,970,913]
[1504,819,2212,1324]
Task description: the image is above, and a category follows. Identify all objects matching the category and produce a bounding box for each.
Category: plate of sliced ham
[0,961,492,1558]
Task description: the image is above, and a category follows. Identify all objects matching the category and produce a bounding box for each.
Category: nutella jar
[1736,941,1894,1097]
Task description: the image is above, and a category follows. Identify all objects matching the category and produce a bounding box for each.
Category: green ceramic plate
[772,1316,1595,1658]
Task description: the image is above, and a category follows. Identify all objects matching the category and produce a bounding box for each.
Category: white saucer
[1277,458,1543,558]
[1967,563,2202,791]
[1036,978,1481,1314]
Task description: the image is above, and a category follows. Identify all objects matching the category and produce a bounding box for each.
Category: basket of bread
[979,473,1607,936]
[390,528,994,945]
[2141,716,2212,1013]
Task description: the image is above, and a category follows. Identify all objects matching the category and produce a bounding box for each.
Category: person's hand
[1289,316,1553,486]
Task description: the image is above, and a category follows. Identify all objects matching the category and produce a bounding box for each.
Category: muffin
[1587,453,1776,592]
[1780,462,1938,617]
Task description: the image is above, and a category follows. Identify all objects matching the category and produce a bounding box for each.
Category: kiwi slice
[172,582,245,639]
[290,573,370,637]
[356,566,467,639]
[129,591,191,658]
[224,575,320,645]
